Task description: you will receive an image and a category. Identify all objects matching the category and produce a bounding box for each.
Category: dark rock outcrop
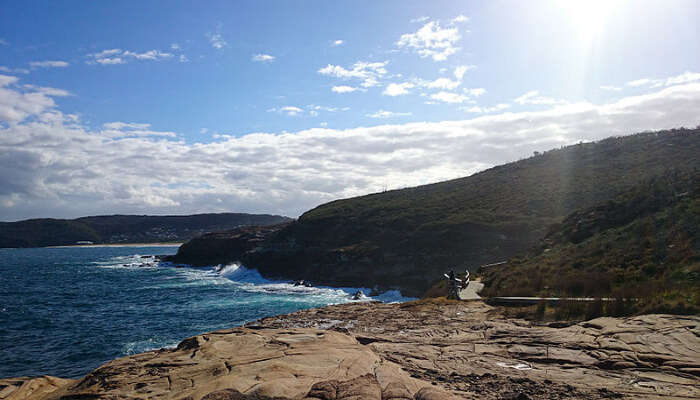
[163,224,291,267]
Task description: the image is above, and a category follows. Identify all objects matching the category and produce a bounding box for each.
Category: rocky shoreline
[2,299,698,399]
[160,224,446,298]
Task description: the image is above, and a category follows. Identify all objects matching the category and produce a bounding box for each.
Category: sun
[556,0,617,42]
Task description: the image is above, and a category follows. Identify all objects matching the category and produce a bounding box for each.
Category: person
[462,270,470,289]
[446,269,460,300]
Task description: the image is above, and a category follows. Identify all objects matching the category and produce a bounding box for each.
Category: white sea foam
[93,254,160,269]
[122,337,178,355]
[96,255,416,303]
[216,263,416,304]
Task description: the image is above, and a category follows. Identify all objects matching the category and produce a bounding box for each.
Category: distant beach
[47,243,183,248]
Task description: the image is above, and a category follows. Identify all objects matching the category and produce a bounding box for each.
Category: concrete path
[458,280,484,300]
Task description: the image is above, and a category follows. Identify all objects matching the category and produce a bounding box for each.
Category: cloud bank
[1,73,699,221]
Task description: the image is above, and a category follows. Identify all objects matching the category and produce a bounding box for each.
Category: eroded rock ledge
[1,300,699,400]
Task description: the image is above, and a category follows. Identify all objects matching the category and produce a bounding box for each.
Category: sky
[0,0,699,221]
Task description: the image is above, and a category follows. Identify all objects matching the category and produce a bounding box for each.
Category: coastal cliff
[2,300,698,399]
[168,129,700,297]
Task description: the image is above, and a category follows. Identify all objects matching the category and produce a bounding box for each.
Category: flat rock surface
[1,300,698,399]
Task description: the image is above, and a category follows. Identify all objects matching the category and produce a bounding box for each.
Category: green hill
[480,169,699,314]
[0,213,291,248]
[204,128,700,296]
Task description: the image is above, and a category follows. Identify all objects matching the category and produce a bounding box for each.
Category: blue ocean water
[0,246,408,379]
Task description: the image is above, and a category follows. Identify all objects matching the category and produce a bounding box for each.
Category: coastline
[46,242,183,248]
[2,299,697,400]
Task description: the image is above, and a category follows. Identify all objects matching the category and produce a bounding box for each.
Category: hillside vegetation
[234,128,699,296]
[481,169,699,314]
[0,213,291,248]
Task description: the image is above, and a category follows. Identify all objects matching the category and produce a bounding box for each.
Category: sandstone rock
[2,300,698,400]
[0,376,74,400]
[254,300,700,399]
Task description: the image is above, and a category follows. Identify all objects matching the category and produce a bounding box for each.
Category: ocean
[0,246,409,379]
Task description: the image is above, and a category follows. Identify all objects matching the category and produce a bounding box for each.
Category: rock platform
[1,300,698,399]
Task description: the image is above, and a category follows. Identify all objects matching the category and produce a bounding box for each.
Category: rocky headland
[2,299,698,400]
[165,129,700,299]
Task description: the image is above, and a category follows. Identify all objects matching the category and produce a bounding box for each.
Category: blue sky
[1,1,699,220]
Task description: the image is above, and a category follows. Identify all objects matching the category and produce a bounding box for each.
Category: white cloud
[207,33,227,49]
[95,57,125,65]
[384,65,476,97]
[332,40,344,46]
[309,105,349,112]
[625,72,700,89]
[29,61,69,68]
[269,104,348,116]
[454,65,475,80]
[451,15,469,24]
[21,85,71,97]
[252,54,275,62]
[626,78,651,87]
[0,75,65,123]
[270,106,303,116]
[179,54,189,63]
[600,85,622,91]
[88,48,173,65]
[464,88,486,97]
[319,122,328,127]
[0,74,19,87]
[101,121,176,138]
[0,66,30,74]
[397,20,461,61]
[664,71,700,86]
[430,91,469,103]
[366,110,412,118]
[383,82,415,96]
[171,43,181,50]
[420,77,461,90]
[318,61,388,88]
[464,103,510,113]
[200,128,208,134]
[1,73,699,220]
[95,49,121,58]
[123,50,173,60]
[410,16,430,23]
[514,90,565,105]
[332,85,358,93]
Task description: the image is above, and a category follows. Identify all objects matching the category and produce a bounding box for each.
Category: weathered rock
[2,300,698,400]
[0,328,444,400]
[254,300,700,399]
[0,376,74,400]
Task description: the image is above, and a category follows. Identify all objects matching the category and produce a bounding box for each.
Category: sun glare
[556,0,617,42]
